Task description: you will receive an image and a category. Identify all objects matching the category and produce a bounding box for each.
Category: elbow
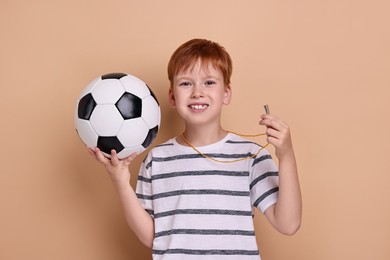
[280,220,301,236]
[136,228,154,249]
[139,236,154,249]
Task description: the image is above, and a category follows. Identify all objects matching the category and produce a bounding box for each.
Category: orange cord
[181,131,269,164]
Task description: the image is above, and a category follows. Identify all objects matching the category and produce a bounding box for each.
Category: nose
[191,84,204,99]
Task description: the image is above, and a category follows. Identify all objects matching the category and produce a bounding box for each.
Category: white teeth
[190,104,207,110]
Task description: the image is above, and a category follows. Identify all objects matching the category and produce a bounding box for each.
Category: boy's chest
[152,163,252,194]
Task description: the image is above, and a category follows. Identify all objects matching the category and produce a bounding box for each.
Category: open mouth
[189,104,209,110]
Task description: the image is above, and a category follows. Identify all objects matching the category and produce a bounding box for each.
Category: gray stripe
[253,187,279,208]
[145,160,153,169]
[137,175,151,183]
[154,209,253,219]
[249,171,279,189]
[153,249,259,255]
[252,154,272,167]
[136,193,152,200]
[137,170,249,183]
[137,189,249,201]
[145,209,154,216]
[155,229,255,238]
[152,189,250,200]
[155,143,174,148]
[158,152,256,161]
[152,170,249,180]
[146,152,256,169]
[225,140,259,145]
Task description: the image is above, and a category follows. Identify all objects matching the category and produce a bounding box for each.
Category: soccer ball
[75,72,160,159]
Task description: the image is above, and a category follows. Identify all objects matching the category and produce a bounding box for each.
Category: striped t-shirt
[136,133,279,260]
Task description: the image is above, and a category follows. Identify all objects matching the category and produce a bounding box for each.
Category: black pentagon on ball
[115,92,142,119]
[142,126,159,148]
[78,93,96,120]
[101,72,127,80]
[97,136,125,154]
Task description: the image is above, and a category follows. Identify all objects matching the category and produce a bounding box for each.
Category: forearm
[268,152,302,235]
[113,181,155,248]
[89,149,155,246]
[260,114,302,235]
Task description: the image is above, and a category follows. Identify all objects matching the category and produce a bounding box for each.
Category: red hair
[167,39,233,88]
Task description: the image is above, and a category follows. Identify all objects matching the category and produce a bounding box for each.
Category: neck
[180,125,227,147]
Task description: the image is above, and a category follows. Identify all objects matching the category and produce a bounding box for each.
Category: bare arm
[89,148,155,247]
[260,114,302,235]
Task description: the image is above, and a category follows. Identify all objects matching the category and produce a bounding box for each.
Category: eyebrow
[175,74,221,81]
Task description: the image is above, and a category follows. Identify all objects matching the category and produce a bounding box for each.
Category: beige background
[1,0,389,259]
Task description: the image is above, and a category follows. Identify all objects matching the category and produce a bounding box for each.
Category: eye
[205,80,216,86]
[178,81,191,87]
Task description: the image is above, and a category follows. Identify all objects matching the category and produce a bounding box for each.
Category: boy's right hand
[88,148,138,185]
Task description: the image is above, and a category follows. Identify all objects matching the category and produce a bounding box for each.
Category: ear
[168,88,176,108]
[223,84,232,105]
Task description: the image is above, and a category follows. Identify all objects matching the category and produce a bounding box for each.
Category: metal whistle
[264,104,270,115]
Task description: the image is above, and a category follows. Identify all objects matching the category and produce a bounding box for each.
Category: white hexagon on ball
[142,95,161,128]
[120,75,151,99]
[90,105,124,136]
[117,118,149,147]
[75,119,98,148]
[117,146,145,159]
[92,79,125,104]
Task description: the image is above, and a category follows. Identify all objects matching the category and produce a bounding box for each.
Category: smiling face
[169,59,232,128]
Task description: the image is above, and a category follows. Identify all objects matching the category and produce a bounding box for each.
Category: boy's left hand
[259,114,294,159]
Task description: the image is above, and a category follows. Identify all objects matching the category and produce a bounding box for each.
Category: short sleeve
[135,153,154,218]
[249,148,279,213]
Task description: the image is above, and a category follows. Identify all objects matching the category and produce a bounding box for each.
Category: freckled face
[169,60,231,127]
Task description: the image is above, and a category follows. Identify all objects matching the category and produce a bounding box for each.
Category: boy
[90,39,302,259]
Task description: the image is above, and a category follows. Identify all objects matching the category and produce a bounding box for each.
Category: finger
[259,114,275,125]
[266,127,282,140]
[260,118,281,131]
[124,152,138,165]
[266,135,280,148]
[265,119,288,133]
[110,150,120,166]
[262,114,288,128]
[261,114,279,120]
[95,148,110,164]
[88,148,97,159]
